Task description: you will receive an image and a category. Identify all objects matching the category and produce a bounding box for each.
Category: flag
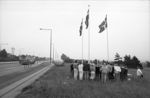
[85,9,89,29]
[99,15,107,33]
[105,15,107,28]
[79,19,83,36]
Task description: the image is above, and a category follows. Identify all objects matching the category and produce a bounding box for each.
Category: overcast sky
[0,0,150,61]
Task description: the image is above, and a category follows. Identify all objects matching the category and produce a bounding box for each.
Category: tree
[124,55,143,69]
[124,55,131,66]
[132,56,143,69]
[0,49,8,58]
[61,53,72,63]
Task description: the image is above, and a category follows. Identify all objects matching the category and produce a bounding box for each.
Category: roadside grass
[0,62,49,89]
[16,63,150,98]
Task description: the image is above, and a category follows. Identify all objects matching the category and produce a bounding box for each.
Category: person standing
[124,66,128,80]
[95,63,100,80]
[83,61,90,80]
[120,65,128,81]
[73,61,78,80]
[90,62,96,80]
[78,62,84,80]
[107,63,113,81]
[70,63,74,78]
[101,63,108,83]
[137,67,143,79]
[114,64,121,81]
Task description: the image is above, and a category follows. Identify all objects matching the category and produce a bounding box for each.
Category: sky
[0,0,150,61]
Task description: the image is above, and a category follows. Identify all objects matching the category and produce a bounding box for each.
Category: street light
[53,43,54,62]
[40,28,52,64]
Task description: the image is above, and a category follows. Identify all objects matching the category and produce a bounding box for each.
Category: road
[0,64,54,98]
[0,61,45,76]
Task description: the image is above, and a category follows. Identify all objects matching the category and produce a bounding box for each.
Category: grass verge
[16,63,150,98]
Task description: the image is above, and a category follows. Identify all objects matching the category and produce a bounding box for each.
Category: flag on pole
[105,15,107,28]
[79,19,83,36]
[85,9,89,29]
[99,15,107,33]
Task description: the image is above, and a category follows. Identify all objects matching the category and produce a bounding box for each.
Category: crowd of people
[70,60,143,83]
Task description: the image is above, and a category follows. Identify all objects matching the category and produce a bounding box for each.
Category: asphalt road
[0,61,45,77]
[0,64,54,98]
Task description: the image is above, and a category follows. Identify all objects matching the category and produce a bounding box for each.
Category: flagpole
[82,30,83,64]
[106,18,109,61]
[80,18,84,64]
[88,5,90,63]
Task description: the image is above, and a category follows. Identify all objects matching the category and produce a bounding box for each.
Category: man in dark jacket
[70,63,74,78]
[120,65,128,81]
[83,61,90,80]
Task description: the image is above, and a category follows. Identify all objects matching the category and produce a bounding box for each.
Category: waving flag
[79,19,83,36]
[99,15,107,33]
[85,9,89,29]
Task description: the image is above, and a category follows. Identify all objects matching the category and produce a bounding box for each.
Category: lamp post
[53,43,54,62]
[40,28,52,64]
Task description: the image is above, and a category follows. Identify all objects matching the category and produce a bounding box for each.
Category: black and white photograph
[0,0,150,98]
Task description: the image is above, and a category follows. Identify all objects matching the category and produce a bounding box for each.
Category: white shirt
[78,64,83,72]
[137,69,142,76]
[114,66,121,72]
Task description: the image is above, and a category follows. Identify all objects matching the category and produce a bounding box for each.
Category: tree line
[0,49,46,62]
[0,49,18,61]
[114,53,143,69]
[61,52,150,68]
